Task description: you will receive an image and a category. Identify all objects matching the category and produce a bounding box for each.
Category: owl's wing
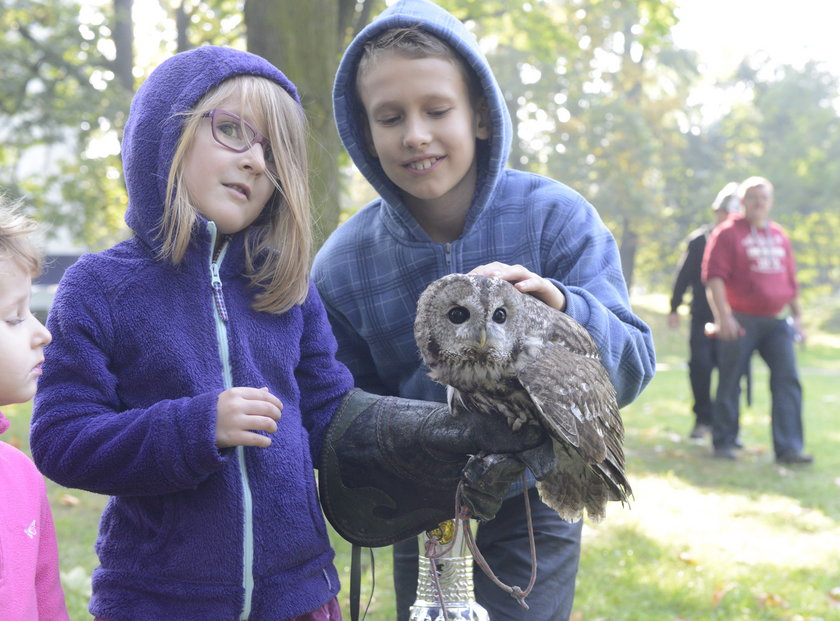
[517,342,618,459]
[517,340,629,499]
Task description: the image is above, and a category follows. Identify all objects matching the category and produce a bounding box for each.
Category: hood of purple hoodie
[121,45,300,252]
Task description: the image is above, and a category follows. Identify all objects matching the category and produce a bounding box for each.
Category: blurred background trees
[2,0,838,297]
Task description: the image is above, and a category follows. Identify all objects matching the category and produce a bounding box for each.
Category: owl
[414,273,631,522]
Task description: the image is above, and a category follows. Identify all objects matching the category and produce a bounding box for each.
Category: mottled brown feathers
[414,273,631,521]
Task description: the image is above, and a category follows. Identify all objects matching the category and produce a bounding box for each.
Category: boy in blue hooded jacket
[313,1,656,619]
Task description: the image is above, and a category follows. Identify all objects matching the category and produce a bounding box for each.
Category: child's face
[183,101,276,235]
[358,52,489,214]
[0,258,52,406]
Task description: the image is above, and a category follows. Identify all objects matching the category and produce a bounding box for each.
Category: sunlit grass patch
[577,476,840,620]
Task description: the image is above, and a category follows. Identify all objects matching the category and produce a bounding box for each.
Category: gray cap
[712,182,740,212]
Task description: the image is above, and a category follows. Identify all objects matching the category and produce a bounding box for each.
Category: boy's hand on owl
[469,262,566,311]
[215,387,283,448]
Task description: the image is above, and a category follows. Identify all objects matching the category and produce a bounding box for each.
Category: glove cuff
[318,389,459,547]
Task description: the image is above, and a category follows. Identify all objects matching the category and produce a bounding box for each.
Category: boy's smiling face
[357,52,489,233]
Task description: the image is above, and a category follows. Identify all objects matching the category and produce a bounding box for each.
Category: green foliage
[174,0,246,48]
[2,0,839,291]
[787,210,840,295]
[2,0,132,248]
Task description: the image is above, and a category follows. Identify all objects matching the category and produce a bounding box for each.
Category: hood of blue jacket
[121,45,300,251]
[333,0,513,235]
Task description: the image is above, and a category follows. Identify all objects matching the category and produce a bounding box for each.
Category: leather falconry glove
[318,388,552,547]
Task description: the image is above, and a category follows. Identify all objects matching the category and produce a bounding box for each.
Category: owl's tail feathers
[534,470,587,522]
[536,460,632,523]
[596,452,633,503]
[595,469,632,520]
[587,446,633,522]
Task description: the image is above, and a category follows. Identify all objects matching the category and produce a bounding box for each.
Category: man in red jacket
[702,176,812,464]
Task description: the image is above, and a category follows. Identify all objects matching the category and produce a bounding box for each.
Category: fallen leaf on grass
[59,493,80,507]
[755,591,788,609]
[711,582,735,608]
[678,550,699,565]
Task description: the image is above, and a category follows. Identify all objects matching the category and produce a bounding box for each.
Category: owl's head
[414,273,543,391]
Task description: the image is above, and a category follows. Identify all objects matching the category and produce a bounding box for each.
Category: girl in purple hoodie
[30,46,354,621]
[0,200,69,620]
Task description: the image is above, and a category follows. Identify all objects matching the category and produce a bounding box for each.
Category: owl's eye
[492,308,507,324]
[447,306,470,324]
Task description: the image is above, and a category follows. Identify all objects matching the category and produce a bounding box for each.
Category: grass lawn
[4,293,838,620]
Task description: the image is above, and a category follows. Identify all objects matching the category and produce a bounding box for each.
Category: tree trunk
[112,0,134,91]
[175,2,190,52]
[619,217,638,291]
[244,0,343,249]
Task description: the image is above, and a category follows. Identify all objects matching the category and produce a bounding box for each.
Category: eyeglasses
[201,109,274,167]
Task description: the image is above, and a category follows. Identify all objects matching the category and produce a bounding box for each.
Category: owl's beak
[478,328,486,348]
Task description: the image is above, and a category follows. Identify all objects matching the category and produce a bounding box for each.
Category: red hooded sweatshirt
[702,214,798,317]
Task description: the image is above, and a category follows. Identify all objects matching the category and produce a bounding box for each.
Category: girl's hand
[469,262,567,312]
[215,387,283,449]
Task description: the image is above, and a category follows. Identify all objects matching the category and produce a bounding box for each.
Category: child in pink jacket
[0,199,69,621]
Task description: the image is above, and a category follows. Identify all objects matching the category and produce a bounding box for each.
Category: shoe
[734,436,744,449]
[689,424,711,440]
[775,452,814,465]
[713,447,738,460]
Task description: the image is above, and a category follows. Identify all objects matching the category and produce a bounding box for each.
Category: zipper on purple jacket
[210,262,229,322]
[207,227,255,619]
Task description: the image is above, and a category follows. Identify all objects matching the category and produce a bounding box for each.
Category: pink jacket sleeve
[0,439,70,621]
[36,483,70,621]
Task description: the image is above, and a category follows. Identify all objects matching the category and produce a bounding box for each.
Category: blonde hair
[0,197,43,277]
[161,75,312,314]
[739,176,773,199]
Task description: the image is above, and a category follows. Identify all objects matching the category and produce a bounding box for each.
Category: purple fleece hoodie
[30,46,354,620]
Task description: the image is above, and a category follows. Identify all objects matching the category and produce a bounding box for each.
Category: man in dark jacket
[668,183,739,439]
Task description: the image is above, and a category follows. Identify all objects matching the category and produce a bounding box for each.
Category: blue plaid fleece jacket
[30,47,353,620]
[312,0,656,409]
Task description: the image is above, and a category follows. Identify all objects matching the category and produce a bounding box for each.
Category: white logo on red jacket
[742,231,785,274]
